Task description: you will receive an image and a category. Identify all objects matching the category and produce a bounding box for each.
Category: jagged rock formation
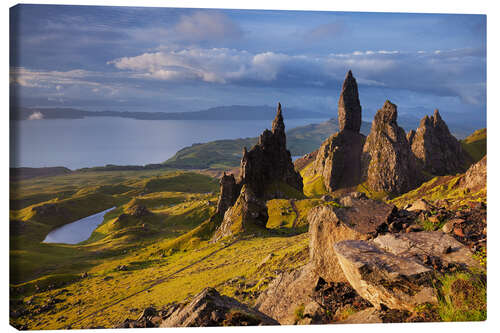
[334,231,478,311]
[361,100,420,195]
[160,288,279,327]
[212,104,303,241]
[460,155,486,192]
[212,185,268,241]
[215,173,240,216]
[338,70,362,133]
[305,70,365,192]
[308,192,395,282]
[410,110,468,175]
[238,103,303,198]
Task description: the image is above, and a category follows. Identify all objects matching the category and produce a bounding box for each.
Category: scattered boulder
[308,193,395,282]
[334,231,478,311]
[411,110,468,175]
[407,199,433,212]
[127,205,151,218]
[161,288,278,327]
[361,100,421,195]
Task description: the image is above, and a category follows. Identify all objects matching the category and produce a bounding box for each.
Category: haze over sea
[10,117,326,170]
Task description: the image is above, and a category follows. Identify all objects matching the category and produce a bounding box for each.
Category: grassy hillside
[461,128,486,163]
[9,168,318,330]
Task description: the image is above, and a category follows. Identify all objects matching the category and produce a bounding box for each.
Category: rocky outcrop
[238,103,303,198]
[212,185,268,241]
[411,110,468,175]
[334,231,478,311]
[460,155,486,192]
[212,104,303,241]
[307,131,365,192]
[338,70,362,133]
[305,70,365,192]
[308,192,395,282]
[216,173,240,216]
[361,100,420,195]
[160,288,278,327]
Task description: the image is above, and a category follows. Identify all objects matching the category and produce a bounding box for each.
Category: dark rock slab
[161,288,278,327]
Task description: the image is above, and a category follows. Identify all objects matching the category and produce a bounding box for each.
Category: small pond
[42,207,115,244]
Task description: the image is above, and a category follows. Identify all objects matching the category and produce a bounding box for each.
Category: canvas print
[9,4,487,330]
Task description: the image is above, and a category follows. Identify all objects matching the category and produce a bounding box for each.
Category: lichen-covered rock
[411,110,468,175]
[308,193,395,282]
[334,231,478,311]
[216,173,240,216]
[334,240,436,311]
[460,155,486,192]
[338,70,362,133]
[161,288,278,327]
[255,264,318,324]
[238,103,303,198]
[212,185,268,241]
[361,100,421,195]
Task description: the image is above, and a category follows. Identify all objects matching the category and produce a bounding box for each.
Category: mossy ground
[10,168,312,330]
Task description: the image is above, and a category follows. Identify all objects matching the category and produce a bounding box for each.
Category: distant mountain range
[10,105,329,121]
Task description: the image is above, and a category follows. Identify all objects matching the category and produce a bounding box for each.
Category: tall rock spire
[338,70,362,133]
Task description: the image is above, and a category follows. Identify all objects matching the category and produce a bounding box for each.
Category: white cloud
[28,111,44,120]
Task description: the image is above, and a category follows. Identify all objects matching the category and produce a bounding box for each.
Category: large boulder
[338,70,362,133]
[361,100,421,195]
[334,231,478,311]
[308,193,395,282]
[255,264,319,324]
[161,288,279,327]
[411,110,468,175]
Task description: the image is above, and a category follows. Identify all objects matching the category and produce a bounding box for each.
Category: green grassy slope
[461,128,486,163]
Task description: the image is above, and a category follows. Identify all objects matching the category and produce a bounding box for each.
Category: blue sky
[10,4,486,125]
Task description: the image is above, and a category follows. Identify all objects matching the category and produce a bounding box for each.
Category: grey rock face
[308,194,395,282]
[216,173,240,216]
[460,155,486,192]
[411,110,468,175]
[362,100,421,195]
[338,70,362,133]
[334,231,478,311]
[161,288,279,327]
